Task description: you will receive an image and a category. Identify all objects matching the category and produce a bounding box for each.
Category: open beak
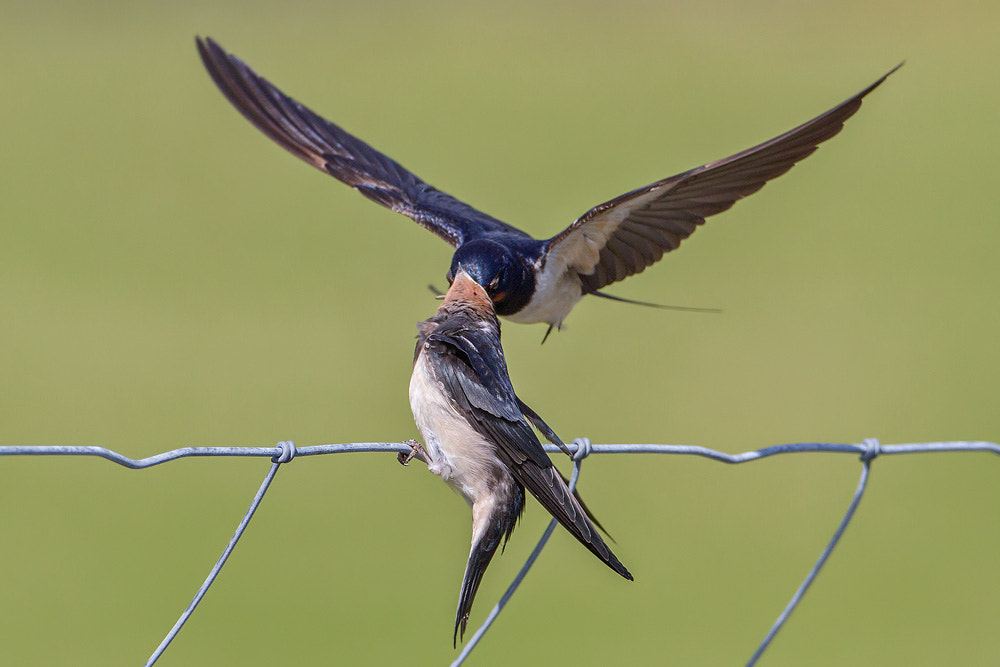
[442,269,492,309]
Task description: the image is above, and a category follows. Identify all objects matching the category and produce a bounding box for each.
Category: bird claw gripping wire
[397,439,429,466]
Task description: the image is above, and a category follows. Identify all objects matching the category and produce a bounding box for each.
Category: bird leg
[398,439,429,466]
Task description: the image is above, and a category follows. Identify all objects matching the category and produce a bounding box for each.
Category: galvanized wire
[7,440,997,466]
[744,438,880,667]
[1,438,997,665]
[143,442,295,667]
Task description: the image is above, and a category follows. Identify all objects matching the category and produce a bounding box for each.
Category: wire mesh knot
[271,440,297,464]
[571,437,593,461]
[860,438,881,463]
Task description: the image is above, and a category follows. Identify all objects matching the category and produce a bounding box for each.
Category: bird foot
[398,439,429,466]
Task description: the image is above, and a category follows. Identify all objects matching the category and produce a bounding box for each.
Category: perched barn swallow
[197,37,898,335]
[407,267,632,643]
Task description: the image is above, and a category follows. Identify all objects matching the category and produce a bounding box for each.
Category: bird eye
[488,275,500,290]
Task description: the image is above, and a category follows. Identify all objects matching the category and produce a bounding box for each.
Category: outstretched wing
[196,36,527,247]
[545,64,902,293]
[428,318,631,580]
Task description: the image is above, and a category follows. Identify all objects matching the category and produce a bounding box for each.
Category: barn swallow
[407,267,632,643]
[197,36,899,335]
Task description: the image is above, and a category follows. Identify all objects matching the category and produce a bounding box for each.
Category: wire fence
[2,438,997,665]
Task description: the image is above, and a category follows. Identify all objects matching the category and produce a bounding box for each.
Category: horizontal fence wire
[8,440,998,467]
[2,439,997,665]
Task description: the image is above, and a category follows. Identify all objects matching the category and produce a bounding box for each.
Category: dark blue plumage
[197,36,899,334]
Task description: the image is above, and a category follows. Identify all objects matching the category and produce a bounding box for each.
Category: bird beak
[442,269,492,310]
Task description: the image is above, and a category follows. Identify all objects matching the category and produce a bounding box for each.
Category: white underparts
[505,259,582,329]
[409,350,505,510]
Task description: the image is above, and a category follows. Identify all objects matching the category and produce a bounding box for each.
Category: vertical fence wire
[143,442,296,667]
[744,439,879,666]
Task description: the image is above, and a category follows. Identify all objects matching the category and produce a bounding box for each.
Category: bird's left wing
[196,37,526,247]
[543,64,901,293]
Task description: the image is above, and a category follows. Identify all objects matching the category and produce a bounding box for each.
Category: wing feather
[425,317,631,579]
[196,37,526,247]
[545,64,901,293]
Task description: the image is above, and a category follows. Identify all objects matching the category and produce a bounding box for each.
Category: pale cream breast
[409,350,505,507]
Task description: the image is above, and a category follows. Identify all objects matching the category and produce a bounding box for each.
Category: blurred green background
[2,0,998,665]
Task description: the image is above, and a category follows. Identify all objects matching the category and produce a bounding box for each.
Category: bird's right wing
[427,319,631,580]
[197,37,527,246]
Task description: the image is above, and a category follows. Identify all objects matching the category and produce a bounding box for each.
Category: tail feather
[590,289,721,313]
[454,485,524,645]
[454,526,502,646]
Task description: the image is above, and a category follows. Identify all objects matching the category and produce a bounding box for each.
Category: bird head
[446,239,534,316]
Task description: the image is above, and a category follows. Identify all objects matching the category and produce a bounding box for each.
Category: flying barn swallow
[197,37,898,336]
[407,267,632,643]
